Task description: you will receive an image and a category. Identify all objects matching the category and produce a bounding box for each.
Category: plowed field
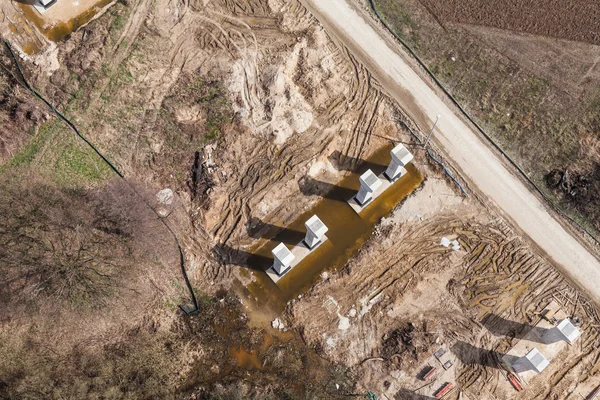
[420,0,600,45]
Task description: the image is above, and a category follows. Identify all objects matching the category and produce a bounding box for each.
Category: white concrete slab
[33,0,57,13]
[347,168,409,214]
[266,234,329,283]
[501,302,568,384]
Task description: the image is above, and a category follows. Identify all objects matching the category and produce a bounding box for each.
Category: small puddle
[18,0,114,45]
[21,41,43,55]
[229,346,263,370]
[241,143,424,314]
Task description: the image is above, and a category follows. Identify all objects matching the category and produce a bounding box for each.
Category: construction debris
[271,318,285,330]
[434,382,453,398]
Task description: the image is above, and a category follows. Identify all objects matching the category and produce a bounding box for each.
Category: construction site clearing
[1,0,600,398]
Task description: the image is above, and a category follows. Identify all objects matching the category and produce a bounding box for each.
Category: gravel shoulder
[300,0,600,304]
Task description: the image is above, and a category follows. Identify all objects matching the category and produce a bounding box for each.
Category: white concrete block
[385,144,413,181]
[542,318,581,344]
[272,242,294,275]
[304,215,328,249]
[512,348,549,374]
[356,169,382,205]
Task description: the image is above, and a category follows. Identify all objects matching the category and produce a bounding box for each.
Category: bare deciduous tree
[0,174,154,311]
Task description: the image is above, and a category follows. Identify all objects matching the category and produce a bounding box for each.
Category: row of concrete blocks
[356,143,413,205]
[512,318,581,374]
[271,144,413,276]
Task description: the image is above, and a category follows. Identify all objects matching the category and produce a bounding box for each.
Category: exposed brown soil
[419,0,600,46]
[290,164,600,399]
[0,0,400,397]
[2,0,600,398]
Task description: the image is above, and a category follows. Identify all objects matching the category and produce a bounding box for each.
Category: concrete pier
[271,243,294,275]
[385,144,413,181]
[511,348,549,374]
[542,319,581,344]
[355,169,382,205]
[266,216,331,283]
[304,215,328,249]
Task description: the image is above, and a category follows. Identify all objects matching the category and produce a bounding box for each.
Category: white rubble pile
[451,240,460,251]
[337,316,350,331]
[156,188,174,217]
[271,318,285,330]
[440,236,461,251]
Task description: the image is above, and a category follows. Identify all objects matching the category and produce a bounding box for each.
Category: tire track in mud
[453,219,600,397]
[218,0,271,17]
[460,225,569,320]
[291,211,600,396]
[300,216,462,316]
[191,2,301,268]
[101,0,266,283]
[357,213,600,397]
[283,0,316,30]
[211,146,272,244]
[88,0,201,166]
[195,7,263,130]
[203,0,393,278]
[111,0,153,63]
[335,47,391,172]
[211,127,317,246]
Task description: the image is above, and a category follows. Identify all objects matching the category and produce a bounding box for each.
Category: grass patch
[106,3,132,45]
[192,77,232,141]
[0,120,63,173]
[374,0,420,47]
[1,118,112,187]
[50,133,113,186]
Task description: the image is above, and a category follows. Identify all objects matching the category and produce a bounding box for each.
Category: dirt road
[300,0,600,304]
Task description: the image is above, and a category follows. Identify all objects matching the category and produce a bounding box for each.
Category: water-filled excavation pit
[240,143,424,312]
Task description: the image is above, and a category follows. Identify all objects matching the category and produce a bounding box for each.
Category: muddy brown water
[18,0,114,48]
[240,143,424,316]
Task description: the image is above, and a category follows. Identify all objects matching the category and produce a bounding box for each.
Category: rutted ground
[290,158,600,399]
[2,0,600,398]
[0,0,409,397]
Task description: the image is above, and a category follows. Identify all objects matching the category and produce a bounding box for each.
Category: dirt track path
[300,0,600,304]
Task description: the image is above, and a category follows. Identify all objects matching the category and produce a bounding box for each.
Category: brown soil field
[420,0,600,46]
[1,0,600,398]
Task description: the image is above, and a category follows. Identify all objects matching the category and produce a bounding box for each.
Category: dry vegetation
[0,175,150,312]
[419,0,600,45]
[0,290,353,399]
[371,0,600,235]
[0,53,47,163]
